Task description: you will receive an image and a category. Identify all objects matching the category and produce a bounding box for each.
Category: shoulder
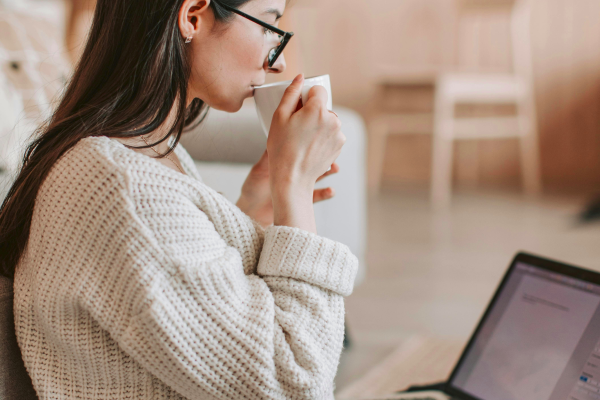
[34,137,135,237]
[31,136,200,264]
[37,135,209,231]
[43,136,197,199]
[41,136,131,203]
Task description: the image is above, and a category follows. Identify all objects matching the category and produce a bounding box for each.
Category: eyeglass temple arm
[213,0,291,37]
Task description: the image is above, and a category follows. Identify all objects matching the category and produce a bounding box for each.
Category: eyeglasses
[212,0,294,68]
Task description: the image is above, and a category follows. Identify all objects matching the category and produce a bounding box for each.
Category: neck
[116,96,193,153]
[142,100,184,152]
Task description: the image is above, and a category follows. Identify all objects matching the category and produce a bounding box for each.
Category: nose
[265,53,286,74]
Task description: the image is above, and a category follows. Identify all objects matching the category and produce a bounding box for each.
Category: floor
[334,187,600,393]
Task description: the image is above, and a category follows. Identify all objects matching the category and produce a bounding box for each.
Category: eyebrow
[264,8,283,20]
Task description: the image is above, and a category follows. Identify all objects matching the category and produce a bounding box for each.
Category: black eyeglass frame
[212,0,294,68]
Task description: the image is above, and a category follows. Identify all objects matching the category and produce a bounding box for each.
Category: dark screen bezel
[444,251,600,400]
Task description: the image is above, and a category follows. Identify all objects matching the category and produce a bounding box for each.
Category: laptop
[364,252,600,400]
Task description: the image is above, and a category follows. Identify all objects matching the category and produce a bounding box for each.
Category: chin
[204,94,247,113]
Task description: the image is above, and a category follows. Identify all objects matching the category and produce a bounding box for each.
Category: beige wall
[279,0,457,111]
[281,0,600,192]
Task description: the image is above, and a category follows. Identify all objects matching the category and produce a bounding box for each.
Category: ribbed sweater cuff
[257,225,358,296]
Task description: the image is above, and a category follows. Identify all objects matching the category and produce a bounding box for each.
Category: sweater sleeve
[76,167,359,400]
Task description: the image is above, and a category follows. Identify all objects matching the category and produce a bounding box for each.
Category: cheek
[187,26,266,109]
[230,31,267,70]
[217,37,264,95]
[216,31,265,97]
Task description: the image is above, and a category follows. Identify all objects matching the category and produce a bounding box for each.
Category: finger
[313,187,335,203]
[316,162,340,182]
[250,149,270,176]
[276,74,304,118]
[259,149,268,162]
[251,149,268,167]
[304,85,329,110]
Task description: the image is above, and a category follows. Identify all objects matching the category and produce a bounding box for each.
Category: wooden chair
[369,0,541,209]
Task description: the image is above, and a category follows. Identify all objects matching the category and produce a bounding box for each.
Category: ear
[178,0,212,40]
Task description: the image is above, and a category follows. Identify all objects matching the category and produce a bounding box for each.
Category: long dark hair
[0,0,252,278]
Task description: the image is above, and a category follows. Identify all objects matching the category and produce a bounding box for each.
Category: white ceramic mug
[253,74,333,137]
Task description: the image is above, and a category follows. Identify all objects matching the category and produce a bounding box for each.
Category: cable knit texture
[13,135,359,400]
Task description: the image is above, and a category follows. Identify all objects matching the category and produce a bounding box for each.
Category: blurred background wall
[279,0,600,194]
[3,0,600,195]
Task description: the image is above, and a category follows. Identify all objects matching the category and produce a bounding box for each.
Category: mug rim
[253,74,330,90]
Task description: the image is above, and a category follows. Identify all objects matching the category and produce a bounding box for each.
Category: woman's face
[186,0,287,112]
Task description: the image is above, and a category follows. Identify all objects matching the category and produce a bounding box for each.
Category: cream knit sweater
[13,135,358,400]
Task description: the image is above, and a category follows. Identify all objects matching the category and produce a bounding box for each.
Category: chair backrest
[510,0,535,81]
[454,0,535,80]
[0,276,37,400]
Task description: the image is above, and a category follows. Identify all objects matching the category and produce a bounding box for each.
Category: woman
[0,0,358,398]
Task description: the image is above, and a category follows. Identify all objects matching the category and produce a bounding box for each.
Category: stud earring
[185,36,192,43]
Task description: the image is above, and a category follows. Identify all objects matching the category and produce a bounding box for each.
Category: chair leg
[431,135,454,210]
[431,90,454,210]
[367,117,389,194]
[456,141,480,188]
[518,100,542,196]
[520,133,541,196]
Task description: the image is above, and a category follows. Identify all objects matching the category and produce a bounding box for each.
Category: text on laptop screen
[451,262,600,400]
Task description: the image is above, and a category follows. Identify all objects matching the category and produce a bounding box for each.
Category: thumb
[276,74,304,119]
[250,149,270,175]
[253,149,269,168]
[258,149,268,164]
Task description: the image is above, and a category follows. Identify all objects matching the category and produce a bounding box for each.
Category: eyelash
[263,27,271,35]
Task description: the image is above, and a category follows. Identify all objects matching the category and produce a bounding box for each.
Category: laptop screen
[450,261,600,400]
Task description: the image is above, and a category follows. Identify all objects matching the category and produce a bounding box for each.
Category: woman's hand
[236,149,340,228]
[266,74,346,234]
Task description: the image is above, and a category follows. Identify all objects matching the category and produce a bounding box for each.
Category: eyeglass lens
[268,48,278,64]
[267,32,283,65]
